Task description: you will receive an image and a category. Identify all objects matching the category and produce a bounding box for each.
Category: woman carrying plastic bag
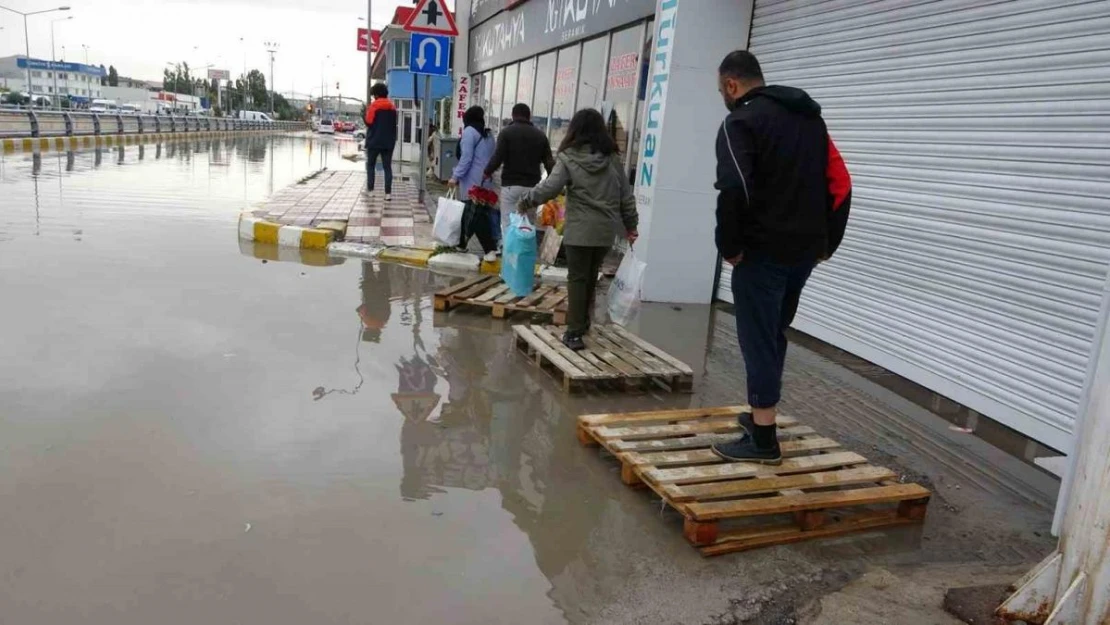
[518,109,639,351]
[500,214,537,297]
[608,245,645,327]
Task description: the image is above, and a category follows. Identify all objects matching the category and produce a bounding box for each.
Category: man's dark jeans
[366,147,393,194]
[730,254,815,408]
[565,245,608,337]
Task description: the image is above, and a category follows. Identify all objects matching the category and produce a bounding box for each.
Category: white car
[317,119,335,135]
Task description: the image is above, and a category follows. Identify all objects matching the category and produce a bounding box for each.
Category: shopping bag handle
[445,187,457,200]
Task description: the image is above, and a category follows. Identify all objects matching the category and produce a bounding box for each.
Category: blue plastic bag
[501,213,538,297]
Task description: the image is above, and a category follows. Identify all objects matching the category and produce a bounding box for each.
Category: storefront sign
[469,0,655,73]
[636,0,677,197]
[16,58,105,76]
[454,75,470,135]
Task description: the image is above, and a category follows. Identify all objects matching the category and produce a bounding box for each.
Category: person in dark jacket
[711,50,852,465]
[364,82,398,199]
[483,103,555,243]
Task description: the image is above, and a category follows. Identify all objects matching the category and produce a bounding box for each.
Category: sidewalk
[251,169,433,249]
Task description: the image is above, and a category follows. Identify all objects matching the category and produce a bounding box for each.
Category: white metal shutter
[735,0,1110,452]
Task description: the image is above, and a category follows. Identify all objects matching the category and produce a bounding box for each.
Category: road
[0,135,1057,624]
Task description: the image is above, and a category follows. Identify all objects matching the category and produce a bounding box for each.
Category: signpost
[356,28,380,52]
[208,68,230,112]
[404,0,457,201]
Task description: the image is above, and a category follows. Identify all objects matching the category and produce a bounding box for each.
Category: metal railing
[0,108,307,138]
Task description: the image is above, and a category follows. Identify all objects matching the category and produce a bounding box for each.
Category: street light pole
[264,41,278,117]
[0,5,72,107]
[361,0,373,107]
[50,16,72,109]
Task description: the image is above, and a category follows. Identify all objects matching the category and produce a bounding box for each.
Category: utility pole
[50,16,71,108]
[0,4,71,108]
[264,41,278,117]
[365,0,373,106]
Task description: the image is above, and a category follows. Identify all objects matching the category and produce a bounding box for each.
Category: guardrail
[0,108,307,138]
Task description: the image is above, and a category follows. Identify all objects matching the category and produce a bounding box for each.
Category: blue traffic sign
[409,33,451,77]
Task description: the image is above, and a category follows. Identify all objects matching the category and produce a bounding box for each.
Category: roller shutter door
[722,0,1110,452]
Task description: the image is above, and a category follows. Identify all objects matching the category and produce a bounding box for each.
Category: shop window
[516,57,535,116]
[488,67,504,134]
[500,63,518,129]
[532,52,556,135]
[576,36,607,111]
[550,44,580,149]
[606,23,645,170]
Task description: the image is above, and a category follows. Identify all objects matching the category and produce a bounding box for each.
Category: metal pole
[50,22,57,108]
[365,0,373,106]
[269,52,274,116]
[418,74,430,202]
[24,15,32,107]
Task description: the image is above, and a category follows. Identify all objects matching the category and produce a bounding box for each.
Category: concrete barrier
[0,108,307,139]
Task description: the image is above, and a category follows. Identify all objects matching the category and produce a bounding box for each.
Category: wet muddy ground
[1,136,1056,624]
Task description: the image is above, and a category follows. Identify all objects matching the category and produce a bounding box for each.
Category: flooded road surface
[0,136,1056,624]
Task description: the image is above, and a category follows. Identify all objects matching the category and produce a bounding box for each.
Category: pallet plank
[687,483,932,520]
[590,332,668,376]
[700,510,919,556]
[662,465,897,503]
[622,437,841,467]
[513,325,588,379]
[529,325,608,379]
[517,285,555,308]
[475,283,512,303]
[595,326,680,376]
[593,418,745,440]
[436,274,490,298]
[607,426,817,452]
[607,324,695,375]
[454,276,502,300]
[642,451,868,485]
[580,405,750,427]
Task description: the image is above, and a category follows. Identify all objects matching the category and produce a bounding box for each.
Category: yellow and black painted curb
[237,213,335,250]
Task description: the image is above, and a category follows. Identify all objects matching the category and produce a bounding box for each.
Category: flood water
[0,135,730,624]
[0,135,1058,624]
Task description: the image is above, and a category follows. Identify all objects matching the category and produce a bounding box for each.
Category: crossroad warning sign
[402,0,458,37]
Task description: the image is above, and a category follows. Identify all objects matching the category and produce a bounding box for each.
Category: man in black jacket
[711,50,852,464]
[483,103,555,243]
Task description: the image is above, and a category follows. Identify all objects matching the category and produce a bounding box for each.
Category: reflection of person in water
[357,261,391,342]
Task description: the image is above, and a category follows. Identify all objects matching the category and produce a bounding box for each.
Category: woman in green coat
[521,108,639,351]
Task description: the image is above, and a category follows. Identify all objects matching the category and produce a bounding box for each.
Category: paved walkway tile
[257,169,433,248]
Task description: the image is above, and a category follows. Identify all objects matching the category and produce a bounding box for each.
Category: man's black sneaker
[562,333,586,351]
[711,437,782,465]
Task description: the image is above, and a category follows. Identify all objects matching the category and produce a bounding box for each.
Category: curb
[238,214,334,250]
[0,130,294,154]
[378,247,435,267]
[326,242,569,283]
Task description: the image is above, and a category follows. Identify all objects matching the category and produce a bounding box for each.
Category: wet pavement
[0,136,1059,624]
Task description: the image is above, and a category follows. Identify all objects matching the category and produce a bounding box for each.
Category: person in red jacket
[711,50,852,464]
[364,82,398,199]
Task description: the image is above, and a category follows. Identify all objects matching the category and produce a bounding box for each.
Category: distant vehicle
[317,119,334,135]
[332,120,353,133]
[89,99,118,113]
[119,103,141,114]
[237,110,273,122]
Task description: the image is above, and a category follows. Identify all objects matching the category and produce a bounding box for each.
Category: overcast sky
[0,0,445,100]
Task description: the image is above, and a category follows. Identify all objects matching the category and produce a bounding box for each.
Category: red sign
[357,28,381,52]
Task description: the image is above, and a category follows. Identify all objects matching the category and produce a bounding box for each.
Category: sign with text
[357,28,382,52]
[409,33,451,76]
[468,0,655,74]
[403,0,459,36]
[17,58,105,76]
[207,68,230,81]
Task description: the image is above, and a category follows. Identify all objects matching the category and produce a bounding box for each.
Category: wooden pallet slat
[436,278,568,323]
[514,324,695,394]
[575,406,930,555]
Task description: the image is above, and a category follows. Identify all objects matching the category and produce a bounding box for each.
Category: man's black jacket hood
[740,85,822,117]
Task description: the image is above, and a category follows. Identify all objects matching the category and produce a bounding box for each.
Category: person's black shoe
[562,333,586,351]
[711,437,782,465]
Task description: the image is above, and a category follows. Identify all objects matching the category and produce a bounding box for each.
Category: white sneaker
[384,194,392,201]
[483,251,498,263]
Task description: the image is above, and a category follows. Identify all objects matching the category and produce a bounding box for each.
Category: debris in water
[432,511,444,517]
[244,523,252,533]
[261,259,269,264]
[223,353,236,358]
[949,426,973,433]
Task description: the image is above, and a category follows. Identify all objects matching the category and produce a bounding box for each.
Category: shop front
[465,0,657,181]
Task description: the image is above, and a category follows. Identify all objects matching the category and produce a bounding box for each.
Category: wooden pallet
[513,324,694,393]
[434,275,568,324]
[576,405,931,555]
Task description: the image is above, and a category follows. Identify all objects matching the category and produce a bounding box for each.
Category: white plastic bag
[433,188,465,246]
[608,247,646,327]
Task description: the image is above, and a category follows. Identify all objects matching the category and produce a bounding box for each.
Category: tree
[246,69,267,109]
[99,64,107,86]
[3,91,29,106]
[107,65,119,87]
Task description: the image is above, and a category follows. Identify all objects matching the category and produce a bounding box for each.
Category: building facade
[453,0,1110,456]
[0,56,105,102]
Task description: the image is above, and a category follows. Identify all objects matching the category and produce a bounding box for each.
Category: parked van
[119,103,141,114]
[237,110,273,122]
[89,99,118,113]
